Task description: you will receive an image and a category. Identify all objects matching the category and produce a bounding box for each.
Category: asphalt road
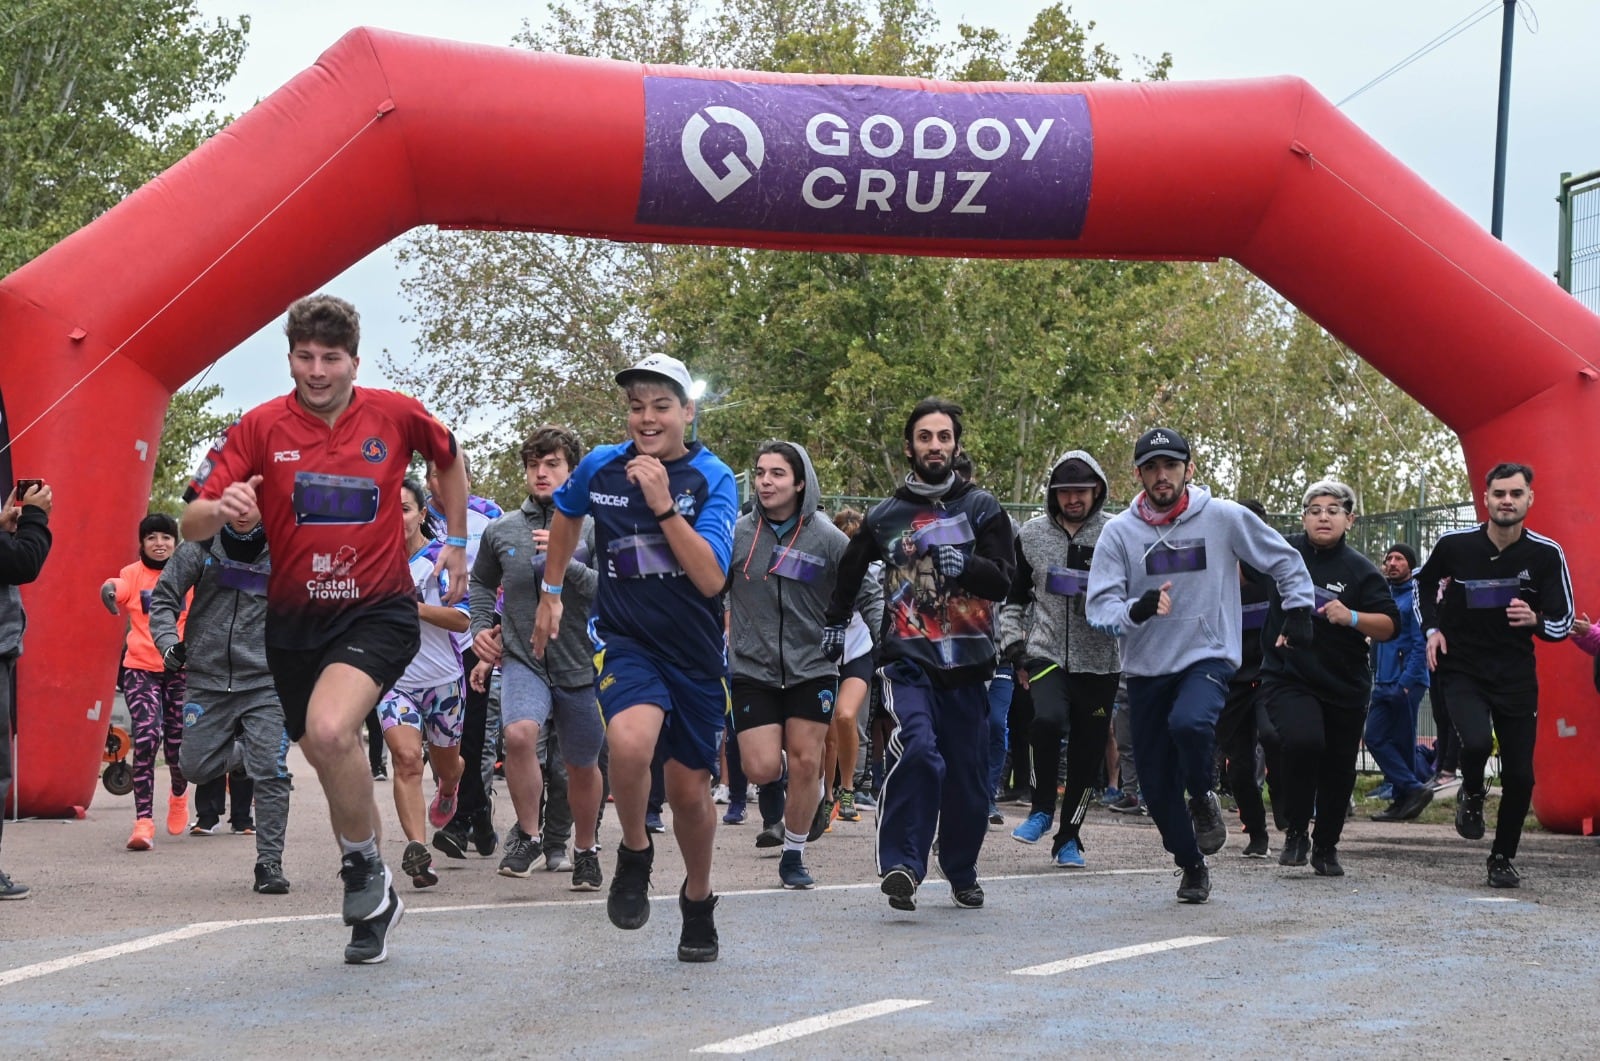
[3,748,1598,1059]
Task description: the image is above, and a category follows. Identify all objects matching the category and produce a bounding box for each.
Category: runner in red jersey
[181,295,469,966]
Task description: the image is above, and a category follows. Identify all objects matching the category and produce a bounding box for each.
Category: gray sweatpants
[179,686,291,864]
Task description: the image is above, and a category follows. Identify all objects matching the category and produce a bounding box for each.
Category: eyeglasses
[1303,506,1350,517]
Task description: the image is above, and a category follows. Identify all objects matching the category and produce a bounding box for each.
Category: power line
[1336,1,1503,108]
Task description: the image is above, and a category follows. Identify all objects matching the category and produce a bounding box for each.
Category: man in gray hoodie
[150,501,292,895]
[1086,427,1313,903]
[1000,450,1121,869]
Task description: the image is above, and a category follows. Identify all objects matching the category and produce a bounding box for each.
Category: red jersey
[191,387,458,650]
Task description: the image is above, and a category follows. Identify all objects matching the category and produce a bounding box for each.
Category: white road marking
[694,999,930,1054]
[0,867,1170,989]
[1011,935,1226,976]
[1468,897,1521,904]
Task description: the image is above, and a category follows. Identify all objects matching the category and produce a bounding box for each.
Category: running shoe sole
[402,842,438,889]
[881,867,917,911]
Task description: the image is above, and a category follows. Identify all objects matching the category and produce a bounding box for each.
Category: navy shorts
[595,648,728,773]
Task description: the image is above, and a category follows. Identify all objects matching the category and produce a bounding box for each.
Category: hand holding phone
[15,479,41,502]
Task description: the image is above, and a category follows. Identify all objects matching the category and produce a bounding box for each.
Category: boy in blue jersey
[534,354,738,962]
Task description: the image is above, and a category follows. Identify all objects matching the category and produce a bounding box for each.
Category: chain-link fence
[1557,168,1600,314]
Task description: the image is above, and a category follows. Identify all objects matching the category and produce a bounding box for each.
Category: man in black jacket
[1259,480,1398,878]
[824,398,1015,913]
[0,480,53,900]
[1415,462,1572,888]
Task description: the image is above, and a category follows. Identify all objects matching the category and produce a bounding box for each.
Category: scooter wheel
[102,761,134,796]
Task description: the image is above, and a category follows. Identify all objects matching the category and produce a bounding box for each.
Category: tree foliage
[389,0,1468,514]
[0,1,249,274]
[149,383,237,515]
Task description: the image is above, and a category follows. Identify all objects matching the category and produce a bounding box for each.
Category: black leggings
[1215,677,1267,837]
[1438,671,1537,859]
[1260,682,1365,851]
[1026,664,1118,851]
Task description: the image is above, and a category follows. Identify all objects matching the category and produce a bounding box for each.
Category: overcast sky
[189,0,1598,412]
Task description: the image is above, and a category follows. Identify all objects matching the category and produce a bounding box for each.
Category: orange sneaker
[166,793,189,836]
[127,818,155,851]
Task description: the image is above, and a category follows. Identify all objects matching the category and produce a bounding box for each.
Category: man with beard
[1367,543,1435,823]
[1086,428,1313,904]
[823,398,1015,913]
[1258,481,1398,878]
[1414,462,1572,888]
[1000,450,1121,869]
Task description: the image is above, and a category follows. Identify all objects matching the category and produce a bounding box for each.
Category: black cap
[1050,457,1100,489]
[1386,542,1419,569]
[1133,427,1190,467]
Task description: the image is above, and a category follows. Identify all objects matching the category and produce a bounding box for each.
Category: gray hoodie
[1000,450,1121,675]
[470,498,597,688]
[1086,484,1313,677]
[150,535,273,695]
[727,442,881,687]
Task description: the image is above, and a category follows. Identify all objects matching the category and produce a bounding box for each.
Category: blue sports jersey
[553,440,737,680]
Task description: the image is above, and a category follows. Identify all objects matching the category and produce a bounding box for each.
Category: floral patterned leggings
[120,667,188,819]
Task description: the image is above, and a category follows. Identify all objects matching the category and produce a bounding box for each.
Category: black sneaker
[189,817,221,836]
[1242,833,1271,860]
[1487,853,1521,889]
[498,823,544,878]
[807,798,832,843]
[1372,785,1434,822]
[0,869,31,900]
[1310,846,1344,877]
[402,840,439,888]
[1456,789,1487,840]
[1189,791,1228,855]
[338,852,394,925]
[1108,792,1147,815]
[677,884,719,963]
[608,841,654,929]
[371,764,388,781]
[571,847,603,892]
[880,865,918,911]
[1176,861,1211,903]
[470,806,499,857]
[432,823,469,860]
[253,861,291,895]
[1279,832,1311,867]
[952,882,985,909]
[344,887,404,964]
[755,822,785,849]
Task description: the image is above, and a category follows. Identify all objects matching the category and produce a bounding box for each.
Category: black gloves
[1282,606,1315,649]
[162,642,187,672]
[1129,587,1164,623]
[821,624,847,663]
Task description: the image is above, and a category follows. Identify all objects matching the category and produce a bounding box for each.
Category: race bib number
[1146,539,1206,576]
[215,557,270,596]
[1313,585,1342,609]
[1462,578,1520,609]
[609,534,681,578]
[292,472,379,526]
[139,589,153,615]
[1045,566,1084,597]
[770,547,827,584]
[1241,600,1269,630]
[913,514,975,551]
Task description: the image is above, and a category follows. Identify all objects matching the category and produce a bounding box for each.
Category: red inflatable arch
[3,29,1598,828]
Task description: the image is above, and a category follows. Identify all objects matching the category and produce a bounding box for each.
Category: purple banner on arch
[637,78,1093,241]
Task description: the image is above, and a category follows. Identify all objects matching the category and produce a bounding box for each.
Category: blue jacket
[1372,577,1428,689]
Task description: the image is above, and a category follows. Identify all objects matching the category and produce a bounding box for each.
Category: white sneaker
[712,784,729,805]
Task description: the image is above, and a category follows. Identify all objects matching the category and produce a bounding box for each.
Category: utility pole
[1490,0,1517,239]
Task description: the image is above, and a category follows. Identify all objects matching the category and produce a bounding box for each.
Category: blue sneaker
[645,812,667,834]
[1053,839,1086,869]
[1011,811,1052,845]
[722,803,747,825]
[1366,782,1394,803]
[778,850,814,890]
[1099,786,1122,807]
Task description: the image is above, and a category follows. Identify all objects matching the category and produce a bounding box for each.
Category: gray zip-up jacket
[150,536,274,694]
[1000,450,1121,675]
[470,497,597,688]
[727,442,881,687]
[1086,484,1313,677]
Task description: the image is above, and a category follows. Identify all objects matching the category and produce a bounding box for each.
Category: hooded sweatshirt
[728,442,880,687]
[150,534,273,695]
[826,472,1015,689]
[470,497,597,688]
[1086,484,1313,678]
[0,505,52,659]
[999,450,1120,675]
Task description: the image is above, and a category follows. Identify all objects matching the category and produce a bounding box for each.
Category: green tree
[149,382,237,515]
[0,1,249,273]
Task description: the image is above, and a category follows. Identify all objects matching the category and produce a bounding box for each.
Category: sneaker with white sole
[1011,811,1052,845]
[1052,838,1086,868]
[345,887,403,964]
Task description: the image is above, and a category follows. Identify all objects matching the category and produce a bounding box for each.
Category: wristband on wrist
[541,580,563,596]
[654,506,681,522]
[445,535,469,548]
[1348,610,1360,628]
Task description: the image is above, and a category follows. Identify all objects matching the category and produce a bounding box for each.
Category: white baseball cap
[615,354,693,398]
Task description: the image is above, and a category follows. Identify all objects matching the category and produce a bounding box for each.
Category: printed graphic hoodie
[1086,484,1313,678]
[999,450,1121,675]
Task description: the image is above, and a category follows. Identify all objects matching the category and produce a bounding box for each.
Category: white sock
[338,833,379,861]
[783,829,807,854]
